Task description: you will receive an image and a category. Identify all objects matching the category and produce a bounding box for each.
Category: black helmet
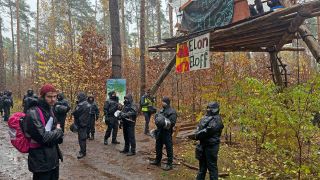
[155,113,171,129]
[162,96,171,106]
[27,89,34,96]
[207,102,220,114]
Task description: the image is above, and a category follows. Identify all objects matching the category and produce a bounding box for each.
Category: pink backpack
[8,107,46,153]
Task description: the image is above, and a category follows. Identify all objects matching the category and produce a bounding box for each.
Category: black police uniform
[87,96,100,140]
[104,91,121,144]
[195,102,224,180]
[150,97,177,170]
[72,92,91,159]
[119,94,137,155]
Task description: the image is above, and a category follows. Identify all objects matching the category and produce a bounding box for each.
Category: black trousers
[123,122,136,152]
[78,127,87,154]
[87,115,96,136]
[3,106,10,121]
[196,144,220,180]
[0,105,3,115]
[104,117,119,142]
[155,131,173,165]
[33,167,59,180]
[143,112,151,134]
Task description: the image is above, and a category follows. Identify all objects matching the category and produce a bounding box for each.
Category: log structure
[148,1,320,92]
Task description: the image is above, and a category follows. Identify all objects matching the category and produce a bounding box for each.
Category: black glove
[119,120,123,129]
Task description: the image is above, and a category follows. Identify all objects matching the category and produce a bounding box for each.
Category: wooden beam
[150,56,176,95]
[149,46,305,53]
[276,4,312,51]
[280,0,320,63]
[270,51,284,87]
[298,26,320,63]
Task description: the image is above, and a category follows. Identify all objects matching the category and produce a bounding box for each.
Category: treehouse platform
[149,1,320,53]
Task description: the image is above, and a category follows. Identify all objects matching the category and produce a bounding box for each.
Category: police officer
[72,92,91,159]
[54,93,71,133]
[104,91,121,145]
[3,91,13,121]
[194,102,224,180]
[150,97,177,171]
[0,91,3,117]
[87,95,100,140]
[22,89,38,113]
[140,89,156,135]
[118,94,137,156]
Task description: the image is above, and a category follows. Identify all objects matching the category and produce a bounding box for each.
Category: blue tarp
[181,0,234,33]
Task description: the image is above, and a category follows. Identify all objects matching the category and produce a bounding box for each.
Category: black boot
[112,140,120,144]
[149,160,161,166]
[89,134,94,140]
[127,151,136,156]
[162,164,173,171]
[104,139,108,145]
[120,149,129,154]
[77,152,86,159]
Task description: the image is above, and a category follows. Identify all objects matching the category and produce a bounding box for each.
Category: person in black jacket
[0,91,3,117]
[194,102,224,180]
[103,91,121,145]
[23,84,64,180]
[72,92,91,159]
[87,95,100,140]
[2,90,13,121]
[54,93,71,133]
[150,97,177,171]
[118,94,137,156]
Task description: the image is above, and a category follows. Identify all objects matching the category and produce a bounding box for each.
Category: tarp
[181,0,234,33]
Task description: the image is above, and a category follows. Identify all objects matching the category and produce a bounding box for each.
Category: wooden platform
[149,1,320,53]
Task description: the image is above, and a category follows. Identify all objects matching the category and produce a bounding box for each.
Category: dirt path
[0,116,178,180]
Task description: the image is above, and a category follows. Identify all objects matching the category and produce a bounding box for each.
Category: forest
[0,0,320,179]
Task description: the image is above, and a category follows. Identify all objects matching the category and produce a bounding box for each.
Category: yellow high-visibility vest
[141,97,153,112]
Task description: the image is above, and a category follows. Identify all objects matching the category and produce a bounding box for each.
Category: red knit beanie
[40,84,57,97]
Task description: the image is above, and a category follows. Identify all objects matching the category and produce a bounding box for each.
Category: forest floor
[0,115,201,180]
[2,113,318,180]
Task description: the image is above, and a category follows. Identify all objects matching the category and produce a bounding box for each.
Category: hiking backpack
[8,107,45,153]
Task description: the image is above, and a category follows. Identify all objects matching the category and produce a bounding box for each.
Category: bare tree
[109,0,122,78]
[140,0,146,95]
[156,0,162,61]
[9,0,15,77]
[0,17,6,91]
[16,0,21,97]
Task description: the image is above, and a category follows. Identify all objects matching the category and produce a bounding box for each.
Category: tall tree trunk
[26,23,31,77]
[140,0,146,95]
[16,0,21,97]
[9,1,15,77]
[156,0,162,61]
[50,0,56,47]
[0,17,6,91]
[67,1,74,52]
[109,0,122,78]
[136,1,140,46]
[169,0,173,37]
[120,0,126,59]
[36,0,39,52]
